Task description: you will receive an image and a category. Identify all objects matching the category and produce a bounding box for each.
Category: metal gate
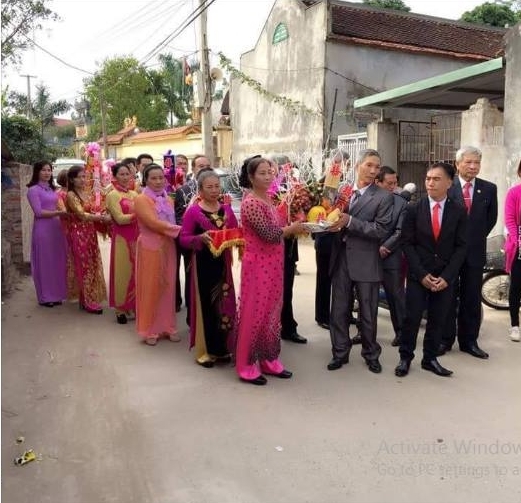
[337,132,368,163]
[398,121,430,198]
[430,112,461,164]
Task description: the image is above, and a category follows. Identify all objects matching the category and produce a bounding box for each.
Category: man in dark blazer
[326,149,393,373]
[395,162,467,378]
[375,166,408,347]
[439,146,498,359]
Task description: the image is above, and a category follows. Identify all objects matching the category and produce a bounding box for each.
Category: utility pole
[99,86,109,160]
[20,74,37,118]
[197,0,213,163]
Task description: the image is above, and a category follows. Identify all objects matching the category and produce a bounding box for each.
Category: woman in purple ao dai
[26,160,68,307]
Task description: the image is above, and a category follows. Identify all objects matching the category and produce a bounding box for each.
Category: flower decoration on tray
[84,141,110,237]
[269,162,315,226]
[305,160,353,229]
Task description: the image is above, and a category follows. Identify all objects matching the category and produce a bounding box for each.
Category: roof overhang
[354,57,504,111]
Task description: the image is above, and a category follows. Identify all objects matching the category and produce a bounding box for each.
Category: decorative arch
[272,23,289,44]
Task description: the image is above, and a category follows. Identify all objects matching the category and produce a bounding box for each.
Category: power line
[113,1,188,51]
[83,0,166,46]
[140,0,216,65]
[127,1,190,56]
[23,34,94,76]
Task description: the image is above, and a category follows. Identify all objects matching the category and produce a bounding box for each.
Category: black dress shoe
[394,359,410,377]
[317,322,330,330]
[281,333,308,344]
[216,354,232,364]
[365,359,382,373]
[421,358,453,377]
[116,313,127,324]
[391,336,401,347]
[240,375,267,385]
[39,302,54,308]
[352,333,362,345]
[327,356,349,371]
[460,344,489,359]
[437,343,452,356]
[267,369,293,379]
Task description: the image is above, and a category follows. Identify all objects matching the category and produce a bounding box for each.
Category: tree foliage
[460,1,521,27]
[1,115,60,163]
[363,0,411,11]
[153,53,193,127]
[1,0,59,67]
[83,57,169,138]
[6,84,70,135]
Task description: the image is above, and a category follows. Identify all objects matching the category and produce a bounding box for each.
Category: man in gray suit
[326,149,393,373]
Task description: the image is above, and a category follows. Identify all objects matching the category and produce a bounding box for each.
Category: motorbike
[481,235,509,310]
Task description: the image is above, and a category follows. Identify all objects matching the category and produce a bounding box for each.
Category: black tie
[349,190,360,211]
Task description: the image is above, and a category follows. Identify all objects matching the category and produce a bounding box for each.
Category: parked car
[52,158,85,182]
[215,168,242,221]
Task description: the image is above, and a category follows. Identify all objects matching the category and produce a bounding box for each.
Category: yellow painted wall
[112,134,204,163]
[109,130,232,166]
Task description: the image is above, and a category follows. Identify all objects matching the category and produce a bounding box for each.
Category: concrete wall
[1,162,33,295]
[230,0,325,164]
[231,0,480,164]
[504,22,521,189]
[324,40,473,145]
[461,98,506,234]
[367,120,398,168]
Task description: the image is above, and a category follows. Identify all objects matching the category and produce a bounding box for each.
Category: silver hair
[196,168,219,190]
[455,146,482,163]
[355,149,380,167]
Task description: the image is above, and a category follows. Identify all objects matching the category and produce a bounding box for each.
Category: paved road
[2,238,520,503]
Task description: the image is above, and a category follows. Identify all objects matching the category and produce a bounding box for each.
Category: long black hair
[26,160,56,189]
[239,155,267,189]
[66,165,86,199]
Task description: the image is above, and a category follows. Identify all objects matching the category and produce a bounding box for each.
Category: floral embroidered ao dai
[180,203,238,366]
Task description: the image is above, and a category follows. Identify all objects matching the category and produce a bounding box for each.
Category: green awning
[354,57,504,111]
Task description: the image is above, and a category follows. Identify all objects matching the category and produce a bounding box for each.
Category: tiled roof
[102,125,201,145]
[330,1,505,60]
[129,125,201,143]
[53,118,74,127]
[104,125,136,145]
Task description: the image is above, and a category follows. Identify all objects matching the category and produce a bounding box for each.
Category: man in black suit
[326,149,393,373]
[439,146,498,359]
[395,162,467,378]
[375,166,408,347]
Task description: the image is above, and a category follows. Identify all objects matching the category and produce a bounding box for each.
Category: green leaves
[363,0,410,12]
[1,0,59,67]
[84,56,169,137]
[460,1,520,27]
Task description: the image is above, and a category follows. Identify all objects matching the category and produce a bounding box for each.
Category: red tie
[432,203,441,241]
[462,182,472,214]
